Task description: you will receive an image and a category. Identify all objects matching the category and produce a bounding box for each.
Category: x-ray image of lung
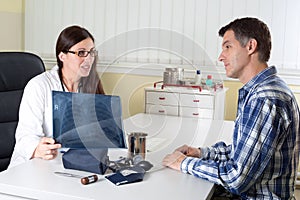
[52,91,126,149]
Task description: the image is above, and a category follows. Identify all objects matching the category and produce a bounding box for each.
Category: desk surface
[0,113,234,200]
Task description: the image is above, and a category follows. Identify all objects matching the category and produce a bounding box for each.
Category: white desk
[0,113,234,200]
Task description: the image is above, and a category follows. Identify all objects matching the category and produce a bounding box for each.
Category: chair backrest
[0,52,45,172]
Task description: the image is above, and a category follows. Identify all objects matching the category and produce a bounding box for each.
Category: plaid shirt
[181,66,300,199]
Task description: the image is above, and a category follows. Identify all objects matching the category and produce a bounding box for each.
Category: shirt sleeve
[199,141,232,161]
[181,98,284,194]
[11,77,47,162]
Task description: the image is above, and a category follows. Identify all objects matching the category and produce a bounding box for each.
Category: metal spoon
[54,171,82,178]
[54,171,98,185]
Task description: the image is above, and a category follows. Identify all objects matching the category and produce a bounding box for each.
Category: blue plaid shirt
[181,66,300,199]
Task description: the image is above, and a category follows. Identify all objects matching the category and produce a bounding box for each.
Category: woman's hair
[56,25,104,94]
[218,17,271,62]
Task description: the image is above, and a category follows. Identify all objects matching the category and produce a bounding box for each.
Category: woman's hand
[32,137,61,160]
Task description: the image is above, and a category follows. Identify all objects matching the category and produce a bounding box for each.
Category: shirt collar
[239,66,277,94]
[237,66,277,114]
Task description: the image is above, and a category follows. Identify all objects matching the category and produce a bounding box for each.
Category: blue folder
[52,91,126,149]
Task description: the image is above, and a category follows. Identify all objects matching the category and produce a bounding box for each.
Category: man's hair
[218,17,271,62]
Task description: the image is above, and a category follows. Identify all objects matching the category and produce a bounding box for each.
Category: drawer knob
[158,110,165,113]
[193,99,200,102]
[192,113,199,116]
[158,97,166,100]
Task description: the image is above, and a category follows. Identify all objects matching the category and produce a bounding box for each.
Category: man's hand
[176,144,201,158]
[162,151,186,171]
[32,137,61,160]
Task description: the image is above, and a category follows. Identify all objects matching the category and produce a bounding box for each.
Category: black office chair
[0,52,45,172]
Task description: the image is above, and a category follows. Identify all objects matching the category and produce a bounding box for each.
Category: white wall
[0,0,24,51]
[0,5,23,51]
[23,0,300,87]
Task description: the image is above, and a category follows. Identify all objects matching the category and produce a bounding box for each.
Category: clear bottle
[194,70,202,85]
[205,75,213,87]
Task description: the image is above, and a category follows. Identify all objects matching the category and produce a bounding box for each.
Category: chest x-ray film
[52,91,126,149]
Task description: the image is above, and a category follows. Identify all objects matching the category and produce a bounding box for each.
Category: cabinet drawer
[180,107,213,119]
[180,94,214,109]
[145,104,178,116]
[146,91,179,106]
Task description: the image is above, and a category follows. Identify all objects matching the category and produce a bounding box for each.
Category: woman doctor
[9,25,105,167]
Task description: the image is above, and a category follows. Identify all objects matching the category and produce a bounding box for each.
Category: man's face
[218,30,250,80]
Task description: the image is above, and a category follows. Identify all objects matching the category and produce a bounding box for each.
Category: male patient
[163,17,300,199]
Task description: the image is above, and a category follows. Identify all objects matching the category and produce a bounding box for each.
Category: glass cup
[127,132,147,159]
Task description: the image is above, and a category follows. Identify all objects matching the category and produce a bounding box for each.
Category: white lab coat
[9,65,64,168]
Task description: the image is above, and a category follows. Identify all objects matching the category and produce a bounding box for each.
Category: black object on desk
[105,165,146,186]
[105,155,153,186]
[62,148,109,174]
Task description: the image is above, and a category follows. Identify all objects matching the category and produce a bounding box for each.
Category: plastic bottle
[205,75,213,88]
[194,70,202,85]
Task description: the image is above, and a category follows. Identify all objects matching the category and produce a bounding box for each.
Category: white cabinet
[180,94,214,108]
[180,107,214,119]
[145,87,227,120]
[146,91,179,106]
[145,104,179,116]
[145,91,179,115]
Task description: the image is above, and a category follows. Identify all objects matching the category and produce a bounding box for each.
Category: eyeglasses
[66,49,98,57]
